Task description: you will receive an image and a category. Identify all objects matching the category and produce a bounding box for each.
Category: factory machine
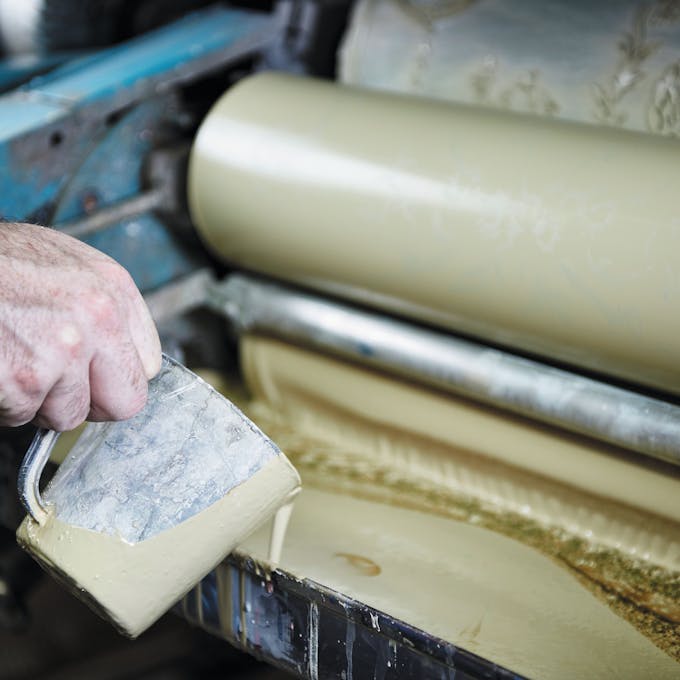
[1,1,679,678]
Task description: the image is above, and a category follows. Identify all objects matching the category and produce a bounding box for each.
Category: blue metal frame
[0,53,74,93]
[0,6,274,291]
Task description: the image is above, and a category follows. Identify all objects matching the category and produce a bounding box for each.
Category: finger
[88,342,149,422]
[0,398,40,427]
[0,362,57,427]
[125,292,162,380]
[105,263,161,380]
[35,372,91,432]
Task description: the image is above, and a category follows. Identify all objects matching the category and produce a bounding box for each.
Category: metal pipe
[144,268,215,324]
[209,274,680,467]
[57,188,165,238]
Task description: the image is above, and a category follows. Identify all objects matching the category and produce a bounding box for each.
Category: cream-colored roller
[188,72,680,394]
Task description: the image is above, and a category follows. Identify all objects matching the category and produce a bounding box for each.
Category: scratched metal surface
[43,357,280,543]
[181,554,524,680]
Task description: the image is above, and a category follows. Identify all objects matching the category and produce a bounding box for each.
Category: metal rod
[144,268,215,324]
[57,188,165,238]
[209,274,680,467]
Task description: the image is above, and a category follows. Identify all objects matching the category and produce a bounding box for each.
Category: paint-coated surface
[17,455,300,638]
[189,72,680,394]
[241,336,680,565]
[238,488,680,679]
[237,334,680,653]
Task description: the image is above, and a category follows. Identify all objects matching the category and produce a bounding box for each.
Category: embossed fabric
[340,0,680,136]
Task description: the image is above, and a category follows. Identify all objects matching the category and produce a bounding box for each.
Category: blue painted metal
[51,99,161,223]
[0,7,273,141]
[0,53,72,93]
[0,126,68,220]
[45,96,204,290]
[0,6,273,219]
[31,9,272,106]
[85,214,204,293]
[0,6,274,289]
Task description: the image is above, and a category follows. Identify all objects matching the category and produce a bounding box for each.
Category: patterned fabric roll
[340,0,680,136]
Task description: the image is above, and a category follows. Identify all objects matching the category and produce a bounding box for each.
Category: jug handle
[17,428,60,525]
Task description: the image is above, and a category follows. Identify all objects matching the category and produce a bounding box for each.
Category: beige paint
[49,424,85,465]
[239,488,680,679]
[241,336,680,569]
[17,455,300,638]
[189,72,680,394]
[267,496,297,564]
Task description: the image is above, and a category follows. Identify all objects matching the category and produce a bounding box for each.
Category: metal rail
[209,274,680,467]
[58,188,166,238]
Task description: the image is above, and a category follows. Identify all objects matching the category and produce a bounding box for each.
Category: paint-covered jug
[16,354,300,637]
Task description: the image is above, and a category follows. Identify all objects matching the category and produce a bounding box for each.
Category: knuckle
[11,366,44,398]
[80,262,140,332]
[56,323,84,357]
[84,291,120,328]
[99,260,137,293]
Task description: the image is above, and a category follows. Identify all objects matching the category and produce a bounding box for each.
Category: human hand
[0,223,161,431]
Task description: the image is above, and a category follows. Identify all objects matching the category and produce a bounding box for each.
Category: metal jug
[16,355,300,637]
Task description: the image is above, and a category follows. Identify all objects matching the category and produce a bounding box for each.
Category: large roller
[188,72,680,394]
